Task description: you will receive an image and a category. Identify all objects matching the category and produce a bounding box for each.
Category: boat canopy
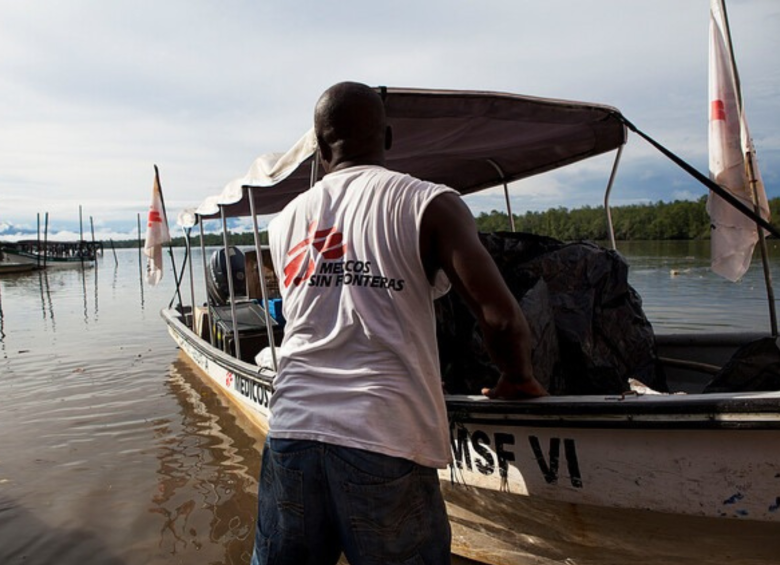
[183,87,628,224]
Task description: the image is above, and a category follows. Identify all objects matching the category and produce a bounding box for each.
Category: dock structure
[0,240,103,268]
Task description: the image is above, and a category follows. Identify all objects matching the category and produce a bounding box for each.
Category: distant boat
[0,261,38,274]
[0,240,101,268]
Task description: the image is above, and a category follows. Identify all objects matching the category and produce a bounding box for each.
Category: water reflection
[616,240,780,333]
[37,270,56,331]
[138,249,146,310]
[112,263,119,294]
[0,284,5,357]
[150,357,262,564]
[93,262,99,323]
[0,494,127,565]
[80,265,90,325]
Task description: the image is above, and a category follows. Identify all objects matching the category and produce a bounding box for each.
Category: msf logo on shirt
[283,222,346,288]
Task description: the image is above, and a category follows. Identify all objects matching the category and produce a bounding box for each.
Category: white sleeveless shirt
[267,165,457,468]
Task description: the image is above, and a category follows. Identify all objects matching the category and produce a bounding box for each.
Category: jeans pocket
[272,461,305,537]
[343,468,429,563]
[259,449,306,539]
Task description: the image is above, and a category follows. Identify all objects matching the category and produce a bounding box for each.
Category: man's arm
[420,192,548,399]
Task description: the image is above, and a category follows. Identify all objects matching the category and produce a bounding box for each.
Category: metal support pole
[249,187,278,371]
[310,152,320,188]
[184,228,196,329]
[198,220,215,347]
[603,145,624,250]
[220,207,241,360]
[486,159,515,231]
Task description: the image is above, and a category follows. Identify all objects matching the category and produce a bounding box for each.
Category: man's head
[314,82,391,173]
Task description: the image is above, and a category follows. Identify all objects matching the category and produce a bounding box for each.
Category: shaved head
[314,82,390,172]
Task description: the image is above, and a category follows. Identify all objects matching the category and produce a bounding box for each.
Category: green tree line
[109,231,268,248]
[110,196,780,247]
[475,196,780,241]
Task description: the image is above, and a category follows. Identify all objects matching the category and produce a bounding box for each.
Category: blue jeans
[251,438,451,565]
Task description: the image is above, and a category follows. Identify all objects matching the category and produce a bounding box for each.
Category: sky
[0,0,778,242]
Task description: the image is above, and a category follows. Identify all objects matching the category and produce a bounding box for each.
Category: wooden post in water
[90,216,97,267]
[79,205,85,267]
[137,213,143,279]
[109,239,118,266]
[137,213,145,307]
[43,213,49,269]
[36,213,41,269]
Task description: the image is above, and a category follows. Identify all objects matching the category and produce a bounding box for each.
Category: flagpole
[154,165,183,309]
[716,0,777,335]
[747,153,777,335]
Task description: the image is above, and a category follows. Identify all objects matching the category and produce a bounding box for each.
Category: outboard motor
[207,246,247,305]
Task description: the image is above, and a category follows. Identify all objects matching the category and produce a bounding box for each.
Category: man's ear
[385,126,393,150]
[317,137,332,168]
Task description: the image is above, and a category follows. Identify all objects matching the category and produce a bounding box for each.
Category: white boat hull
[0,262,38,274]
[443,398,780,522]
[166,308,274,434]
[163,308,780,564]
[2,250,95,268]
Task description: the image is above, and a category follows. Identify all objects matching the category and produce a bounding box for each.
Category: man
[253,82,547,565]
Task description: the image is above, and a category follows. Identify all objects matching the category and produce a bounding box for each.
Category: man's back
[268,165,457,468]
[251,81,544,565]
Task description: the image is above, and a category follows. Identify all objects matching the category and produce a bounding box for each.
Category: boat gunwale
[162,307,275,385]
[164,308,780,430]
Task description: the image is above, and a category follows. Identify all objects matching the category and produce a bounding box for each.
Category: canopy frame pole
[220,207,241,360]
[183,227,197,330]
[603,145,625,250]
[486,159,515,231]
[249,187,278,371]
[621,117,780,237]
[310,151,320,188]
[198,220,216,347]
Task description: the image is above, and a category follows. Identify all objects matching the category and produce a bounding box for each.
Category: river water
[0,241,777,565]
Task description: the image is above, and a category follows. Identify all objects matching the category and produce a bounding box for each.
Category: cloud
[0,0,777,237]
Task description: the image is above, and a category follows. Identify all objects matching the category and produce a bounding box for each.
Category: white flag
[707,0,769,282]
[143,167,171,285]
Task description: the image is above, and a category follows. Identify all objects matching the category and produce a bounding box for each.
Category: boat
[162,85,780,563]
[0,260,38,274]
[0,240,101,268]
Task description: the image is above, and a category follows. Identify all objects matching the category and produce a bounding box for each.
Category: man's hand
[482,374,549,400]
[421,193,550,401]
